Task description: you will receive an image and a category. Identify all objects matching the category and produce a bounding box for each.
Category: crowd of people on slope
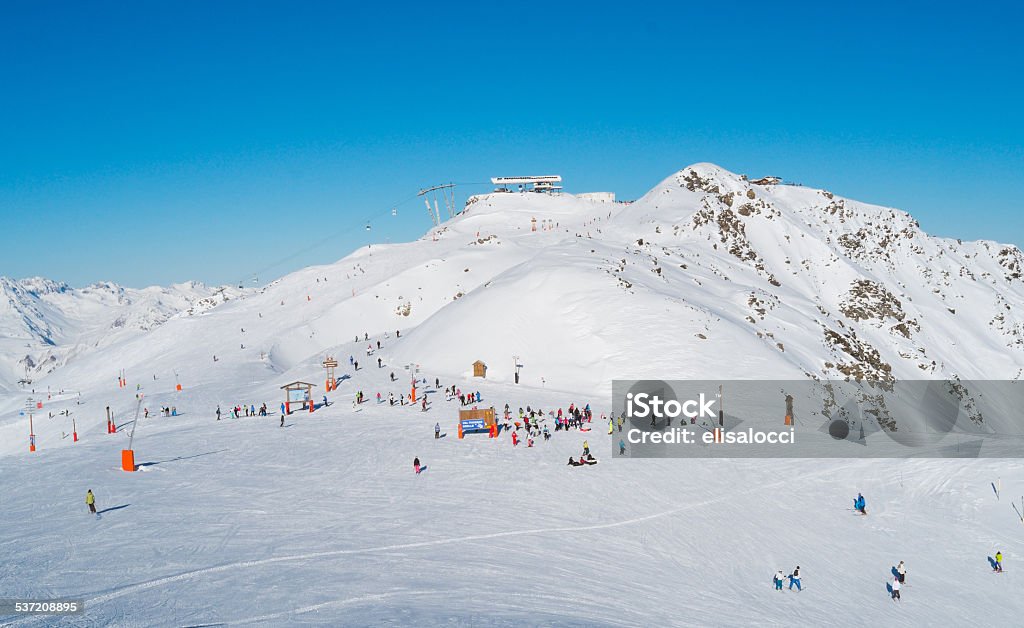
[216,403,269,421]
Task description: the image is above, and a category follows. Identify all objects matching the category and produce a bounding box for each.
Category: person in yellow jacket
[583,440,590,456]
[994,551,1004,572]
[608,419,614,435]
[85,489,96,515]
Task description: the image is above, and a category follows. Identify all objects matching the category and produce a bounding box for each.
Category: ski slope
[2,380,1023,625]
[2,163,1024,625]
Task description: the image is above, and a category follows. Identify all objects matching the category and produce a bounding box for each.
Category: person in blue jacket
[788,566,802,591]
[854,493,866,514]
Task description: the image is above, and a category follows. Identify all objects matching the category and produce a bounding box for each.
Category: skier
[619,439,626,455]
[377,357,382,368]
[773,570,785,591]
[414,457,421,474]
[896,560,906,584]
[216,406,221,421]
[891,575,901,601]
[854,492,867,515]
[354,360,359,371]
[85,489,96,515]
[435,423,440,439]
[435,377,440,389]
[421,397,428,412]
[583,440,590,456]
[390,372,396,382]
[788,566,802,591]
[280,414,285,427]
[994,550,1003,572]
[322,395,328,407]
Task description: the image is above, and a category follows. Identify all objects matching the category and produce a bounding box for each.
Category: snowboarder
[896,560,906,584]
[773,570,785,591]
[854,492,867,515]
[435,423,440,439]
[414,457,421,474]
[85,489,96,515]
[788,566,802,591]
[891,575,901,601]
[995,551,1003,572]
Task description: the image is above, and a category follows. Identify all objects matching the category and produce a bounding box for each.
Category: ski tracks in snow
[11,464,853,626]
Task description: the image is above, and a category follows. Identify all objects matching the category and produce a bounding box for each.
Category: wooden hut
[472,360,487,378]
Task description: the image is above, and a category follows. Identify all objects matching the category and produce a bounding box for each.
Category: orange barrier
[121,449,136,472]
[176,383,182,391]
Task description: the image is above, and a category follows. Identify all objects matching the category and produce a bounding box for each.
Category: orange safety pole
[29,414,36,452]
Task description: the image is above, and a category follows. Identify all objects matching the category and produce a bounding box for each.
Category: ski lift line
[238,190,428,283]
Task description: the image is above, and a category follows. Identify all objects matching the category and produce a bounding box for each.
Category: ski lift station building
[491,175,563,194]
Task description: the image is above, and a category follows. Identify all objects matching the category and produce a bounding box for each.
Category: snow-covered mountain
[4,163,1023,400]
[4,164,1024,626]
[0,277,244,391]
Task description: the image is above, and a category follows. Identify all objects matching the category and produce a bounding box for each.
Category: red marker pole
[73,418,78,442]
[29,413,36,452]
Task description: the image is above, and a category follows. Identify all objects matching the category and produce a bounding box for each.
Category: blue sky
[1,1,1022,287]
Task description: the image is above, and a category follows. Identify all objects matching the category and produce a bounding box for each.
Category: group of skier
[215,403,268,421]
[772,566,801,591]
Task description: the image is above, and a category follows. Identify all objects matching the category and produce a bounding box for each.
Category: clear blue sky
[2,1,1022,287]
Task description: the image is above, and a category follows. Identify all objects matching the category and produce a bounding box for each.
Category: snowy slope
[2,164,1024,626]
